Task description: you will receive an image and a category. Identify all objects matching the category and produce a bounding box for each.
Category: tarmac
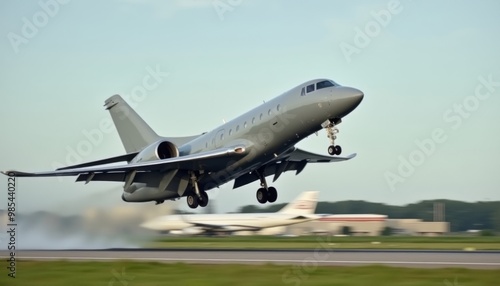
[5,248,500,269]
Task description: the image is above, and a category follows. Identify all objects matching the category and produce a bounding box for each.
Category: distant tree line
[237,199,500,232]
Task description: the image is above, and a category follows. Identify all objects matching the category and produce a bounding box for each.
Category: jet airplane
[3,79,363,208]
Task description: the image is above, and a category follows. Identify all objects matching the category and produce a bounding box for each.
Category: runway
[5,249,500,269]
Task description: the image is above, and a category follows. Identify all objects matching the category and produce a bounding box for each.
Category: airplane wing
[285,148,356,163]
[233,148,356,189]
[56,152,139,170]
[2,145,247,178]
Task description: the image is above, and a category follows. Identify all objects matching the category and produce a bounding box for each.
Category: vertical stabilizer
[104,94,160,153]
[278,191,319,215]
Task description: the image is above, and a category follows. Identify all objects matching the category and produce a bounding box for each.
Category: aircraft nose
[331,87,364,117]
[349,88,364,105]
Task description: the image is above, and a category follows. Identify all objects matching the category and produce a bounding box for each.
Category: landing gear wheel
[198,191,209,208]
[187,194,199,209]
[256,188,268,204]
[335,145,342,155]
[267,187,278,203]
[328,145,336,155]
[328,145,342,155]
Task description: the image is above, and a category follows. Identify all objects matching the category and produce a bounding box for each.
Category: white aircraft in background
[141,191,319,235]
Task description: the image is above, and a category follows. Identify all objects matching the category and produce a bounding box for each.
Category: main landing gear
[255,170,278,204]
[187,172,209,209]
[323,119,342,156]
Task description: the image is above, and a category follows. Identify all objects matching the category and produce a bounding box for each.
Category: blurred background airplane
[141,191,319,236]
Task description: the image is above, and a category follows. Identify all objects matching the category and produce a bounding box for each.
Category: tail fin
[278,191,319,215]
[104,95,161,153]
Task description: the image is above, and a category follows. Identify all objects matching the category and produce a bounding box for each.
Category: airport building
[286,214,449,236]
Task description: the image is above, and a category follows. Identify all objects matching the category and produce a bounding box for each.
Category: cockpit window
[316,80,334,90]
[306,84,315,93]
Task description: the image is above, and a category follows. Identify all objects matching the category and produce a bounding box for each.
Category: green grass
[147,236,500,250]
[1,261,498,286]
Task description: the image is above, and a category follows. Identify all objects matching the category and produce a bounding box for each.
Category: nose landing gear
[328,145,342,156]
[323,119,342,156]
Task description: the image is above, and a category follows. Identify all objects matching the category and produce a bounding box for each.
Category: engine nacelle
[131,140,179,163]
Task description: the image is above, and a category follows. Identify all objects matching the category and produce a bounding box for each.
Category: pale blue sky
[1,0,499,214]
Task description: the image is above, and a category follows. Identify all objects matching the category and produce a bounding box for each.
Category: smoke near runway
[1,190,175,250]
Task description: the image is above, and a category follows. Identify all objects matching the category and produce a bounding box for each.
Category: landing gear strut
[323,119,342,156]
[187,172,209,209]
[255,170,278,204]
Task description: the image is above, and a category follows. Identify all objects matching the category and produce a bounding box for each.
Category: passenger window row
[206,104,282,147]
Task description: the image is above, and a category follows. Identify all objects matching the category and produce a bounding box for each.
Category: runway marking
[17,256,500,267]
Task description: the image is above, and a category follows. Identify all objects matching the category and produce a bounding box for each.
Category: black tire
[256,188,268,204]
[335,145,342,155]
[328,145,335,155]
[267,187,278,203]
[198,191,209,207]
[187,195,199,209]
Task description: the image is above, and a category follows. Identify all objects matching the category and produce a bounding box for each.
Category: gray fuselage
[122,79,363,202]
